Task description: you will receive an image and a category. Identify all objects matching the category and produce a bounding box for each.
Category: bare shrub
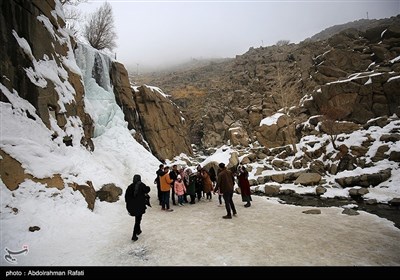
[84,2,118,51]
[320,106,348,150]
[276,40,290,46]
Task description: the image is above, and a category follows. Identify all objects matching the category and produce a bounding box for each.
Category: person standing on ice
[213,166,223,207]
[216,163,237,219]
[174,175,186,206]
[125,174,151,241]
[155,164,164,205]
[160,166,174,212]
[169,165,179,206]
[184,168,196,204]
[201,168,213,201]
[237,165,252,207]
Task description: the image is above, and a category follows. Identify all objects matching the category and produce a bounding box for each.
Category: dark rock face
[0,0,94,150]
[110,62,193,161]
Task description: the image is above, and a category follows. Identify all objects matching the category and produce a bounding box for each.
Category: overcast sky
[75,0,400,70]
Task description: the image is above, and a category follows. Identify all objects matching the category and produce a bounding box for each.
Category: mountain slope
[138,15,400,150]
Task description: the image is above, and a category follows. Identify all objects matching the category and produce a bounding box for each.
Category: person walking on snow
[216,163,237,219]
[125,174,151,241]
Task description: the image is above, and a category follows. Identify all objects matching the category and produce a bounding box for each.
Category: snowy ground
[2,182,399,266]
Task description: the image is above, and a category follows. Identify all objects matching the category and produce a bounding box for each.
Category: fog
[75,0,400,72]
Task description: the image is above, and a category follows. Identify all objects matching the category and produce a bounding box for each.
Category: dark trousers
[161,190,170,209]
[133,214,142,236]
[196,191,202,201]
[171,187,176,205]
[157,184,162,205]
[223,191,237,216]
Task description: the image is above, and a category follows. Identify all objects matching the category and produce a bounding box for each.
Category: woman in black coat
[125,174,151,241]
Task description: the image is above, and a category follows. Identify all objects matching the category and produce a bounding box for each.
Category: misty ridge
[127,15,399,76]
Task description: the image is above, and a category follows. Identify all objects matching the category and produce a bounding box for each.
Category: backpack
[145,193,151,207]
[135,181,151,207]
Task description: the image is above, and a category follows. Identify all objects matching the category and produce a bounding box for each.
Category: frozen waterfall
[75,43,127,137]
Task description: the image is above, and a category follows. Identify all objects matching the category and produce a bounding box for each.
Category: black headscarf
[133,174,141,197]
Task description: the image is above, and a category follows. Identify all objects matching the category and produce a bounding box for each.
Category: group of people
[125,162,252,241]
[155,164,216,208]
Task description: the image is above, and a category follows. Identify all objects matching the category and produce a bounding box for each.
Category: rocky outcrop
[0,149,64,191]
[96,183,123,203]
[110,62,149,148]
[69,181,96,210]
[304,19,400,122]
[0,0,94,150]
[132,85,193,161]
[256,114,296,148]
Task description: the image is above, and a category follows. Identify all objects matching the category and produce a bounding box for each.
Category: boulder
[302,209,321,214]
[264,185,281,196]
[342,209,360,216]
[315,186,327,195]
[96,183,123,203]
[294,173,322,186]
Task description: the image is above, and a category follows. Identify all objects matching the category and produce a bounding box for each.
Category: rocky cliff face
[131,86,193,161]
[303,23,400,123]
[0,0,98,208]
[110,60,192,160]
[110,61,192,161]
[139,15,400,150]
[0,0,94,150]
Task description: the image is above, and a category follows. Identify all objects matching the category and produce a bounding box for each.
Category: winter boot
[131,234,138,241]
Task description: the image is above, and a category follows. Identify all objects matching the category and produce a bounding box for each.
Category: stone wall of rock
[0,0,94,150]
[109,55,194,161]
[0,0,98,208]
[110,61,149,148]
[132,85,193,161]
[304,21,400,122]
